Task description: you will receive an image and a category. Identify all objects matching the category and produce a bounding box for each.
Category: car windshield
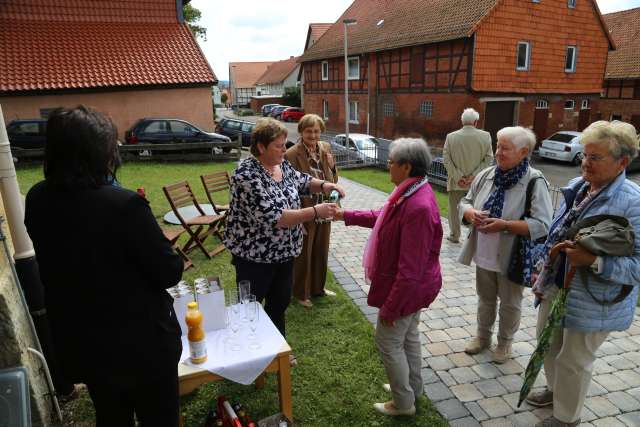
[547,133,577,143]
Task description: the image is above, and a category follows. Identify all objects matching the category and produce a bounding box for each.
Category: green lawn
[15,161,447,427]
[339,168,450,218]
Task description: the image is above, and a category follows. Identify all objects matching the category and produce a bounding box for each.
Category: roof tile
[255,57,300,85]
[604,7,640,79]
[229,62,275,88]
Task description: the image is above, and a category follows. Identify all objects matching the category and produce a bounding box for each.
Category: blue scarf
[482,158,529,218]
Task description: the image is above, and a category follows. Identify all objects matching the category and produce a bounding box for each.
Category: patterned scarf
[533,182,595,300]
[482,158,529,218]
[362,176,428,284]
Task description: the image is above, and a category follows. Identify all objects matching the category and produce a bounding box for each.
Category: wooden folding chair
[200,171,231,215]
[162,227,194,271]
[163,181,226,259]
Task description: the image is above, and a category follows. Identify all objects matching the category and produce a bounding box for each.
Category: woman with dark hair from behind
[24,106,184,426]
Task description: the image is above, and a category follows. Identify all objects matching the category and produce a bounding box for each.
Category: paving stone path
[328,177,640,427]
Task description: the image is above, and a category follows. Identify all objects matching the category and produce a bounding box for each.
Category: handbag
[507,177,547,287]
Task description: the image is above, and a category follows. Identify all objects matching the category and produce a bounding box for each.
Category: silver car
[538,131,583,165]
[332,133,379,161]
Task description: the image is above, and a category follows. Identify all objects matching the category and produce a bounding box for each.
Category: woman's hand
[324,182,346,198]
[477,217,508,234]
[463,208,489,226]
[561,241,597,267]
[379,317,395,327]
[315,203,339,220]
[334,208,345,221]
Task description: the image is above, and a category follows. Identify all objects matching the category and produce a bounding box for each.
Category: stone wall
[0,193,52,425]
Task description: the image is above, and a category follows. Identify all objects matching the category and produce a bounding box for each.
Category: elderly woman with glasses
[458,126,553,363]
[335,138,443,416]
[525,121,640,427]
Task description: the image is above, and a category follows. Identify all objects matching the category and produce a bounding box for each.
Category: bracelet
[312,205,319,220]
[320,181,327,192]
[503,221,510,233]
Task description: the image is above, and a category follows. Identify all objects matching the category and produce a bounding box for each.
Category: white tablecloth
[179,304,287,385]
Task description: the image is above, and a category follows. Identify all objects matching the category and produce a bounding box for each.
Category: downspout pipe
[0,104,74,401]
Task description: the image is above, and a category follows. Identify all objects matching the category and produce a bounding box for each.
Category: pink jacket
[344,183,443,321]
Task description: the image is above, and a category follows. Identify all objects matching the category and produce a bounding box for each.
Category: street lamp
[343,18,357,143]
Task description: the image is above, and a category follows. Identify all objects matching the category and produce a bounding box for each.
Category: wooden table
[178,342,293,423]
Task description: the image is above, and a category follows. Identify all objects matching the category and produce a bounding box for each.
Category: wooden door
[484,102,516,151]
[533,108,548,147]
[578,109,591,131]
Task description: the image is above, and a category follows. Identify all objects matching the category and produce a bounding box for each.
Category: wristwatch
[590,256,603,274]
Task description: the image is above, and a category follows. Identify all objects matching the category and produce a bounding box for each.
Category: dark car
[269,106,290,120]
[261,104,281,117]
[124,118,231,146]
[6,119,47,151]
[215,118,255,147]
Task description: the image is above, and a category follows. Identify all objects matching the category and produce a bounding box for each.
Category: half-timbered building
[299,0,614,145]
[601,7,640,132]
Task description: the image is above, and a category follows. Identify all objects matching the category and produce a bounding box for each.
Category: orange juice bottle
[186,302,207,364]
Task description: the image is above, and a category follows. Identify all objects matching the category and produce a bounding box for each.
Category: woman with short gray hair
[335,138,443,416]
[526,121,640,427]
[458,126,553,363]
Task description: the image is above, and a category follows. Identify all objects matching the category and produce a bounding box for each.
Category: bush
[237,109,255,117]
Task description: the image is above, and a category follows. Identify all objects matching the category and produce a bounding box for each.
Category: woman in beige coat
[285,114,338,307]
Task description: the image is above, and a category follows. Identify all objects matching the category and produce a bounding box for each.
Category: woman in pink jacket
[336,138,443,416]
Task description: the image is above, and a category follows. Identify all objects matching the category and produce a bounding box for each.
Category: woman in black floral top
[224,118,344,338]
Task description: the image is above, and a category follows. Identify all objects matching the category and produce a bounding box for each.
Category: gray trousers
[448,190,467,240]
[476,267,524,344]
[375,311,422,409]
[536,286,609,423]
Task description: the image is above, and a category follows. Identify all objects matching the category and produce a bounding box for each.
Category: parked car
[215,118,255,147]
[280,107,305,122]
[332,133,379,161]
[124,118,231,147]
[269,106,290,120]
[261,104,281,117]
[6,119,47,151]
[538,131,583,165]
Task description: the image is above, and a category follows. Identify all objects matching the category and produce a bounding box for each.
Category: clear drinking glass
[239,280,251,303]
[229,309,241,351]
[246,296,259,349]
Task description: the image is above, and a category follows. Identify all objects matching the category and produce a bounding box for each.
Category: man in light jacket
[443,108,493,243]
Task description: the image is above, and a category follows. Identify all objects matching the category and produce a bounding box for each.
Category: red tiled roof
[229,62,275,88]
[300,0,500,62]
[300,0,614,62]
[310,23,332,43]
[255,57,300,85]
[604,7,640,79]
[0,1,217,93]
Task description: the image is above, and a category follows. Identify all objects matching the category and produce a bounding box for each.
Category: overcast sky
[191,0,640,81]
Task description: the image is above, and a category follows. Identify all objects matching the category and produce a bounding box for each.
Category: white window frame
[321,61,329,81]
[516,41,530,71]
[581,99,590,109]
[383,103,394,117]
[347,57,360,80]
[565,46,577,73]
[568,0,576,8]
[349,101,359,124]
[419,100,433,117]
[564,100,575,110]
[323,99,329,120]
[536,100,548,109]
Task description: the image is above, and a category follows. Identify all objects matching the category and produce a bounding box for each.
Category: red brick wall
[473,0,610,93]
[250,97,283,112]
[599,99,640,124]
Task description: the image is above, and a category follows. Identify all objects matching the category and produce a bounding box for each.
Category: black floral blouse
[224,157,312,263]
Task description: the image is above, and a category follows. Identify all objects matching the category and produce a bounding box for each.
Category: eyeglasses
[583,154,613,163]
[387,159,395,166]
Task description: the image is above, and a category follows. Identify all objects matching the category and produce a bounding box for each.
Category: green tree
[183,4,207,41]
[282,86,301,107]
[221,93,228,104]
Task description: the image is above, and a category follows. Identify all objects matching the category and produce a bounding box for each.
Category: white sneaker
[373,401,416,416]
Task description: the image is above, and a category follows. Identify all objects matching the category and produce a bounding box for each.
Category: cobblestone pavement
[329,177,640,427]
